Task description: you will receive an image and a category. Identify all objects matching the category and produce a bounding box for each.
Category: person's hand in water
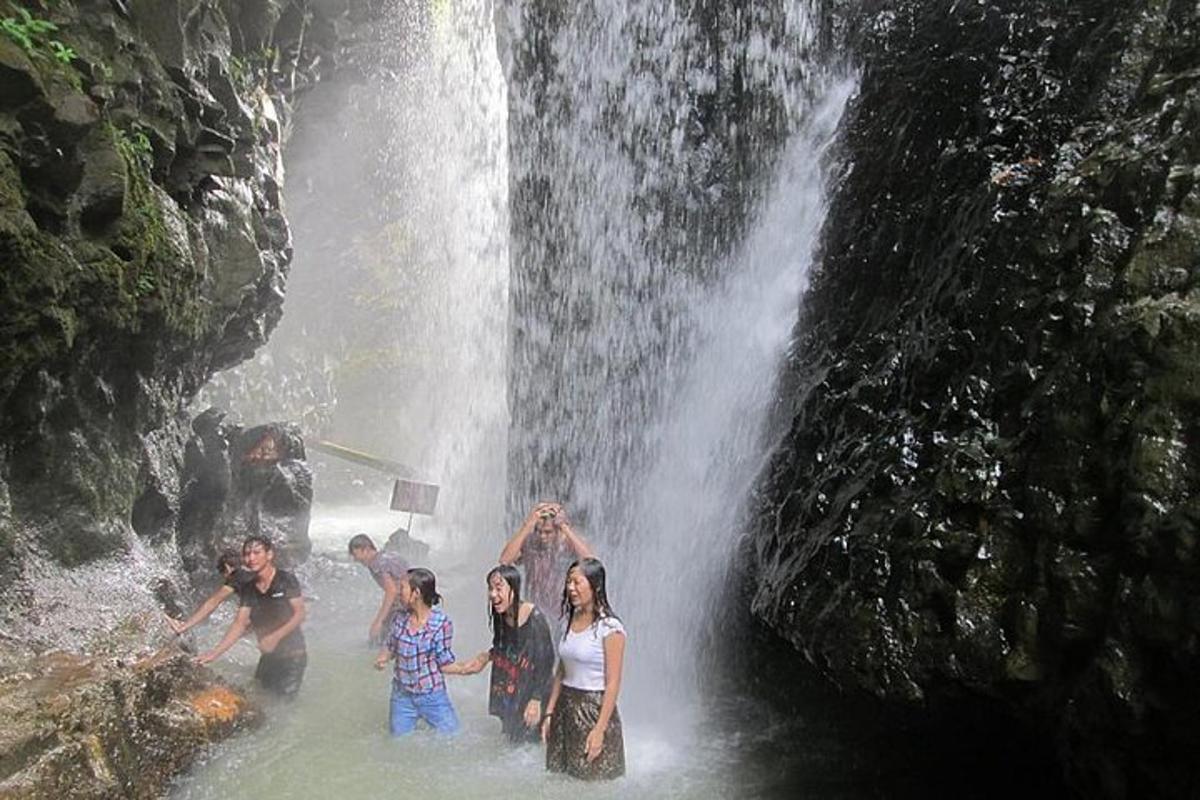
[195,651,217,665]
[165,615,187,635]
[584,725,605,762]
[523,699,541,729]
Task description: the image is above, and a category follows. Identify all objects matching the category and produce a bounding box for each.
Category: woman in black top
[452,565,556,742]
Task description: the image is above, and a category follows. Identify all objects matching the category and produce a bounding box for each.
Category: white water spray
[366,0,511,545]
[612,84,854,731]
[502,0,855,734]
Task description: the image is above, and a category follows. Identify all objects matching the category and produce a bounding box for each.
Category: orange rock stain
[189,686,244,724]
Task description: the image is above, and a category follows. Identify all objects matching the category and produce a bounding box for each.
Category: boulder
[750,1,1200,796]
[0,636,258,799]
[177,408,312,574]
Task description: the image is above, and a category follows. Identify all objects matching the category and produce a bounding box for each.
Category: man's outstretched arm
[167,585,236,634]
[197,606,252,664]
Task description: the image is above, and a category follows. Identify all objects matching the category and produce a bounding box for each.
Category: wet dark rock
[0,0,349,579]
[0,39,42,110]
[752,1,1200,796]
[0,2,361,794]
[177,408,313,573]
[384,526,430,564]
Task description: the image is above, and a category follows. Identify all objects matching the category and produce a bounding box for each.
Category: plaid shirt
[388,608,455,694]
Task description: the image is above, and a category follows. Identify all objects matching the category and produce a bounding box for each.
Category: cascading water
[367,0,511,546]
[502,0,853,731]
[611,87,853,730]
[174,0,854,796]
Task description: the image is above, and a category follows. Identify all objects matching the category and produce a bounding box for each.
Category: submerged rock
[752,1,1200,796]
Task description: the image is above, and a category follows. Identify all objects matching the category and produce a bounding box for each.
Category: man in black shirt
[198,536,308,697]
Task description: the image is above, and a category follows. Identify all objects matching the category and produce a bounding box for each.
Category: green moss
[0,225,79,386]
[107,121,209,340]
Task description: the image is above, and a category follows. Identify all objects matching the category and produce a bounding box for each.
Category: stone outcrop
[0,1,357,794]
[0,624,257,800]
[176,408,312,574]
[0,0,351,585]
[1,0,290,574]
[751,1,1200,796]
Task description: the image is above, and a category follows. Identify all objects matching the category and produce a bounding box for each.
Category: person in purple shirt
[499,502,594,620]
[349,534,409,644]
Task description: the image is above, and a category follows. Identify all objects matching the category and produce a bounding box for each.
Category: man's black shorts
[255,651,307,697]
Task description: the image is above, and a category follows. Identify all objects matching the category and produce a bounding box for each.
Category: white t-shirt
[560,616,626,691]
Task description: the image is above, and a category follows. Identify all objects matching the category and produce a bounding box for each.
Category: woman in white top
[541,557,626,780]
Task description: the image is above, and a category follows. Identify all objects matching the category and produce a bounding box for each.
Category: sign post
[389,479,440,535]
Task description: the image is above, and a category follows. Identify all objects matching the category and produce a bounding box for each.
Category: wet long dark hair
[560,557,618,638]
[486,564,523,650]
[406,567,442,608]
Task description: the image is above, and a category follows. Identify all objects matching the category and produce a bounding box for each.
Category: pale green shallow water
[170,510,747,800]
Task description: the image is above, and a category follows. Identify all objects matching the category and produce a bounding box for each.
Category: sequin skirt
[545,686,625,780]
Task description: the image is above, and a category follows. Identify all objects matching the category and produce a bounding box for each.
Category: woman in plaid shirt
[374,568,471,734]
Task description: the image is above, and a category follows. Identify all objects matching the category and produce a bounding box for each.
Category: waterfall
[612,86,853,727]
[388,0,511,544]
[173,2,860,796]
[324,0,512,545]
[501,0,854,733]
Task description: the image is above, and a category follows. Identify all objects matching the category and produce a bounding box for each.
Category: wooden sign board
[389,479,439,515]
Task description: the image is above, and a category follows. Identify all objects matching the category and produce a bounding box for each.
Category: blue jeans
[389,687,460,735]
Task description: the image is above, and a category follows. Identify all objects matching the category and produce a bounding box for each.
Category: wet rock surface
[0,620,258,800]
[752,1,1200,796]
[0,0,358,579]
[0,1,362,795]
[176,408,312,574]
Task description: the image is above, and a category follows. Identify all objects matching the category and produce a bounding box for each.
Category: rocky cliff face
[0,0,351,588]
[1,0,284,574]
[752,1,1200,796]
[0,0,349,793]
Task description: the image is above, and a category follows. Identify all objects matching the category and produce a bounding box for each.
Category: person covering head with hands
[196,536,308,698]
[498,502,594,619]
[542,558,626,780]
